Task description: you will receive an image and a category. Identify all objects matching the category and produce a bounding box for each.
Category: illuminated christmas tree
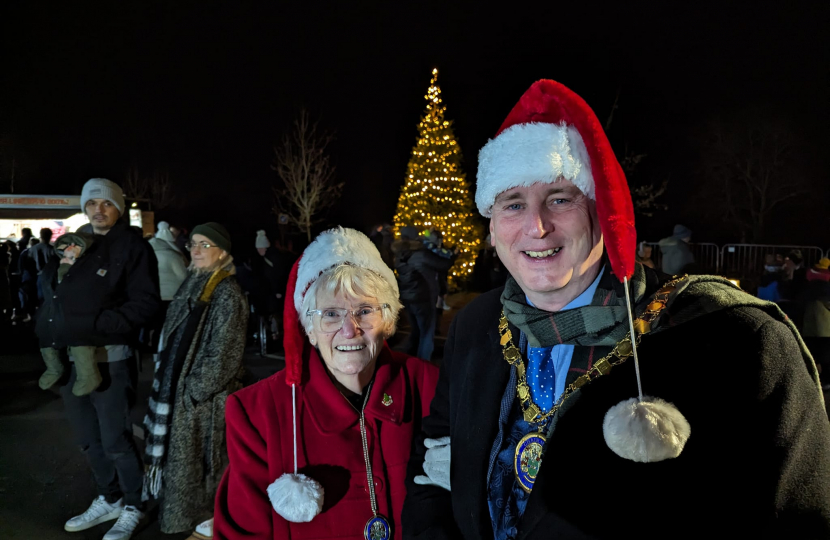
[394,68,482,287]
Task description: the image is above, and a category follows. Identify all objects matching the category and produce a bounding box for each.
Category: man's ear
[489,219,496,247]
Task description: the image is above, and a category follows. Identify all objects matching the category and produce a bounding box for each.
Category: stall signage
[0,195,81,209]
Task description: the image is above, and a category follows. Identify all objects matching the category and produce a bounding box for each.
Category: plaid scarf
[501,263,649,348]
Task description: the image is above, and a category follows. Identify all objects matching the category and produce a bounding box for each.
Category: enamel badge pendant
[515,433,546,493]
[364,515,391,540]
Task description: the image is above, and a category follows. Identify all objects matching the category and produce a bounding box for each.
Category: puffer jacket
[149,236,188,301]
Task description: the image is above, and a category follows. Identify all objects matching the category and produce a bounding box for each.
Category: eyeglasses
[185,241,216,251]
[306,304,389,334]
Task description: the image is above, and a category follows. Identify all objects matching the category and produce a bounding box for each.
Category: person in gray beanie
[81,178,126,234]
[36,177,161,540]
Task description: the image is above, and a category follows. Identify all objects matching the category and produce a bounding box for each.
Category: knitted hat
[477,80,688,464]
[476,79,636,282]
[81,178,126,216]
[256,230,271,249]
[672,224,692,239]
[815,258,830,271]
[155,221,176,243]
[191,222,232,253]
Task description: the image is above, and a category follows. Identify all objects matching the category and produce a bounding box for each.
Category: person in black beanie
[144,221,247,539]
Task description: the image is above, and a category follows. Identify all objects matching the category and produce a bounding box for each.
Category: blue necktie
[526,347,555,413]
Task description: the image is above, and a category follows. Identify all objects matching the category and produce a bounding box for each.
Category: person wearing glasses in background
[215,227,440,540]
[143,222,248,540]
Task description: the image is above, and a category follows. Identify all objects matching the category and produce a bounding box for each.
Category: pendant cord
[292,384,298,474]
[359,412,378,517]
[623,276,644,402]
[357,380,379,518]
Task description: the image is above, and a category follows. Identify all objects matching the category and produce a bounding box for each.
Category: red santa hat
[268,227,398,523]
[477,80,690,463]
[476,79,636,282]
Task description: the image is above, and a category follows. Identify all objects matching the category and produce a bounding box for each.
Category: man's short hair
[39,228,53,242]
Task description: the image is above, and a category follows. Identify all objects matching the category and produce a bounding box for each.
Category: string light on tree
[394,68,482,287]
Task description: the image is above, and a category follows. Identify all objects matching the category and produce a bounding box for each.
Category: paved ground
[0,292,473,539]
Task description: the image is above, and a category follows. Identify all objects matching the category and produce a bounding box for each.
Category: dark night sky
[3,1,829,254]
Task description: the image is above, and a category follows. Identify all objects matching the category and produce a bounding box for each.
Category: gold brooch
[381,393,393,406]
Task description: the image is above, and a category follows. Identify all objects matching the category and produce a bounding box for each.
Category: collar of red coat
[301,344,406,434]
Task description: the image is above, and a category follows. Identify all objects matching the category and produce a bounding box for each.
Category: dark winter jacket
[18,247,37,282]
[403,266,830,540]
[392,239,455,305]
[29,241,57,274]
[251,247,295,315]
[36,221,161,348]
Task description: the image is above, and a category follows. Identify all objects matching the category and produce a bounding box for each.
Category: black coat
[393,239,454,304]
[403,271,830,539]
[36,221,161,348]
[250,247,295,315]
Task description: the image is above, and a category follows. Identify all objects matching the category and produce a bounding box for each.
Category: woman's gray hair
[300,264,403,337]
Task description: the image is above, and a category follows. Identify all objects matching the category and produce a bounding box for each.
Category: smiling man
[36,178,160,540]
[402,80,830,539]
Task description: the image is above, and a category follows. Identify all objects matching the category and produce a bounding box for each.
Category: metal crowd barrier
[643,242,720,275]
[720,244,824,280]
[643,242,827,281]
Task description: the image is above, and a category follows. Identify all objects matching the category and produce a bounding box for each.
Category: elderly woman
[144,222,248,540]
[215,227,440,540]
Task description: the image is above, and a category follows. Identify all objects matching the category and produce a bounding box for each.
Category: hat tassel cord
[266,384,325,522]
[601,277,692,463]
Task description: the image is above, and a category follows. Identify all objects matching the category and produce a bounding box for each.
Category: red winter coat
[215,345,439,540]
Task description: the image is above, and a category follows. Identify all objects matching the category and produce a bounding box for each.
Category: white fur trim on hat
[294,227,399,311]
[256,230,271,249]
[476,122,593,217]
[81,178,126,216]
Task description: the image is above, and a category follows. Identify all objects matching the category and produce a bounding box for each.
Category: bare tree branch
[700,115,806,241]
[271,109,343,242]
[124,164,176,210]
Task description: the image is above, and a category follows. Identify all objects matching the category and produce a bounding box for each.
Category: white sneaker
[103,505,145,540]
[64,495,124,532]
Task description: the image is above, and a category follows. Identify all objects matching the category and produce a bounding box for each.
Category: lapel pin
[382,393,393,407]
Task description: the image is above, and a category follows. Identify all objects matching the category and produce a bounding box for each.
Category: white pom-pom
[267,473,324,523]
[603,396,691,463]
